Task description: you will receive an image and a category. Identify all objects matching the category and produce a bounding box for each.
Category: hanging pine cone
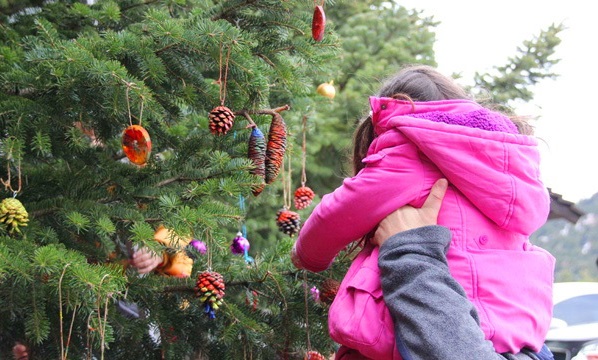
[305,350,327,360]
[0,198,29,235]
[195,271,226,319]
[276,208,301,237]
[208,105,235,135]
[248,127,266,196]
[319,278,341,305]
[294,186,315,210]
[265,113,287,184]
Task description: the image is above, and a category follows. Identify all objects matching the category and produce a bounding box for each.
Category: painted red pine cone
[276,208,301,237]
[195,271,226,309]
[294,186,315,210]
[305,350,326,360]
[319,278,341,305]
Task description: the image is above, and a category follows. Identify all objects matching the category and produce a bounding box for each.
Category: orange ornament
[122,125,152,165]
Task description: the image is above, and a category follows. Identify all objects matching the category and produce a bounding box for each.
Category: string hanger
[217,35,232,107]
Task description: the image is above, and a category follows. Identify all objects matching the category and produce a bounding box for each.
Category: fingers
[131,248,162,274]
[12,343,28,360]
[421,178,447,215]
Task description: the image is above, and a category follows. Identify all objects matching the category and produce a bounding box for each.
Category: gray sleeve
[378,225,503,360]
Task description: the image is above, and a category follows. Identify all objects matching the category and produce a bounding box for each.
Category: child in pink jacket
[291,65,555,359]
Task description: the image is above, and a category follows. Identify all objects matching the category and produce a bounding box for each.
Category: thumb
[422,178,448,213]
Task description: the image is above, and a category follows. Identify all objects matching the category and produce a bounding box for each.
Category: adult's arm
[378,226,503,360]
[374,179,541,360]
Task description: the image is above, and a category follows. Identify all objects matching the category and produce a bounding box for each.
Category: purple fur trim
[411,109,518,134]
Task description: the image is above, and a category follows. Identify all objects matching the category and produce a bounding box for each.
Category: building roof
[548,188,585,224]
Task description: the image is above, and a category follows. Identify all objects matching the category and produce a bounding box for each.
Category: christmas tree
[0,1,563,359]
[0,0,345,358]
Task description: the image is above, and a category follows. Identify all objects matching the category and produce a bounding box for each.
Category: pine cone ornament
[208,105,235,135]
[305,350,326,360]
[276,208,301,237]
[265,113,287,184]
[248,127,266,196]
[319,278,341,305]
[0,198,29,234]
[195,271,226,319]
[294,186,315,210]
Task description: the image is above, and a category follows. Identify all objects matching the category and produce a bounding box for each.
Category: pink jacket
[294,97,555,358]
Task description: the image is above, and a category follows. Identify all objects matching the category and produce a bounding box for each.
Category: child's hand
[290,243,303,269]
[372,178,447,246]
[130,247,163,274]
[12,343,28,360]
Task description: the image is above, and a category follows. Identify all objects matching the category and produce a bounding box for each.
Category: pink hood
[369,97,549,234]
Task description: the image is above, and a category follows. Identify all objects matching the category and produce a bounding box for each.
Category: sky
[396,0,598,203]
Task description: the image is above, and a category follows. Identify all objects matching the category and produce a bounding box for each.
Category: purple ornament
[189,239,207,255]
[230,232,250,255]
[310,286,320,302]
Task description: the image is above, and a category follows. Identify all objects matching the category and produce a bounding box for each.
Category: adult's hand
[130,247,163,274]
[372,178,448,246]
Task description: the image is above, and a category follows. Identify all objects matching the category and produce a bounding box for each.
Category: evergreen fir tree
[0,1,343,358]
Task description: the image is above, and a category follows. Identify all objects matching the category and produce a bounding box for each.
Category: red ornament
[265,113,287,184]
[276,208,301,237]
[121,125,152,166]
[294,186,315,210]
[311,5,326,42]
[320,278,341,305]
[305,350,326,360]
[195,271,226,318]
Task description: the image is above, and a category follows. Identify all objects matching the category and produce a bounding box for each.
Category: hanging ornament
[195,270,226,319]
[247,126,266,195]
[233,197,254,264]
[265,112,287,184]
[294,186,315,210]
[115,300,141,320]
[310,286,320,302]
[316,80,336,99]
[121,86,150,166]
[230,232,249,254]
[245,289,258,311]
[209,39,235,136]
[305,351,327,360]
[277,153,300,237]
[189,239,207,255]
[185,238,207,260]
[230,231,253,263]
[0,197,29,235]
[179,298,191,311]
[276,208,301,237]
[311,1,326,42]
[294,115,316,210]
[319,278,341,305]
[121,125,152,166]
[208,105,235,136]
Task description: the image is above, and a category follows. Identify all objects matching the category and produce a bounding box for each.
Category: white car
[545,282,598,360]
